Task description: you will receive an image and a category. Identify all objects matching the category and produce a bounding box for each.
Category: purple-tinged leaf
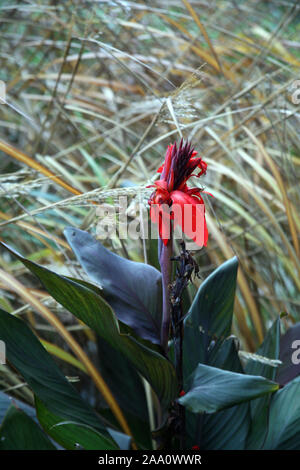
[64,227,162,345]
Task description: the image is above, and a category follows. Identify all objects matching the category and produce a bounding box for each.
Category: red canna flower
[148,139,209,247]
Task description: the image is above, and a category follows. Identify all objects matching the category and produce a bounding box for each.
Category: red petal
[154,180,168,191]
[160,144,173,180]
[150,204,172,245]
[170,190,208,247]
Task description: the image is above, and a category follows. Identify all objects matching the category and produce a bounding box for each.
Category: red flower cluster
[148,140,209,246]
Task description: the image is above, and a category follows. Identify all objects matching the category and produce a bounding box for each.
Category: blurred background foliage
[0,0,299,405]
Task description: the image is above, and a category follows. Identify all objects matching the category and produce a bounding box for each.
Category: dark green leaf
[262,376,300,449]
[98,407,152,450]
[183,257,238,379]
[246,316,281,380]
[182,259,244,449]
[179,363,278,414]
[185,339,250,449]
[0,306,114,444]
[35,398,118,450]
[96,336,148,420]
[193,338,251,449]
[246,317,281,449]
[0,405,56,450]
[189,401,250,450]
[186,256,238,338]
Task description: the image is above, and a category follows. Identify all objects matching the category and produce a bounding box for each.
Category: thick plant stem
[170,241,199,449]
[159,237,173,353]
[171,280,186,450]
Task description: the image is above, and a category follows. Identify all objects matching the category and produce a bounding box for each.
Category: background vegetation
[0,0,299,411]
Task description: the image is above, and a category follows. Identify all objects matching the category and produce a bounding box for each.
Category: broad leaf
[1,243,177,409]
[96,336,148,420]
[0,405,56,450]
[246,317,281,449]
[185,339,251,449]
[186,256,238,338]
[98,407,152,450]
[179,363,278,414]
[0,306,115,446]
[262,376,300,449]
[183,257,238,379]
[64,227,162,345]
[193,338,251,450]
[35,398,118,450]
[182,258,245,449]
[246,316,281,381]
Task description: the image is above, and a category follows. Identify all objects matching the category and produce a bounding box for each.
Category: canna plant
[0,140,300,450]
